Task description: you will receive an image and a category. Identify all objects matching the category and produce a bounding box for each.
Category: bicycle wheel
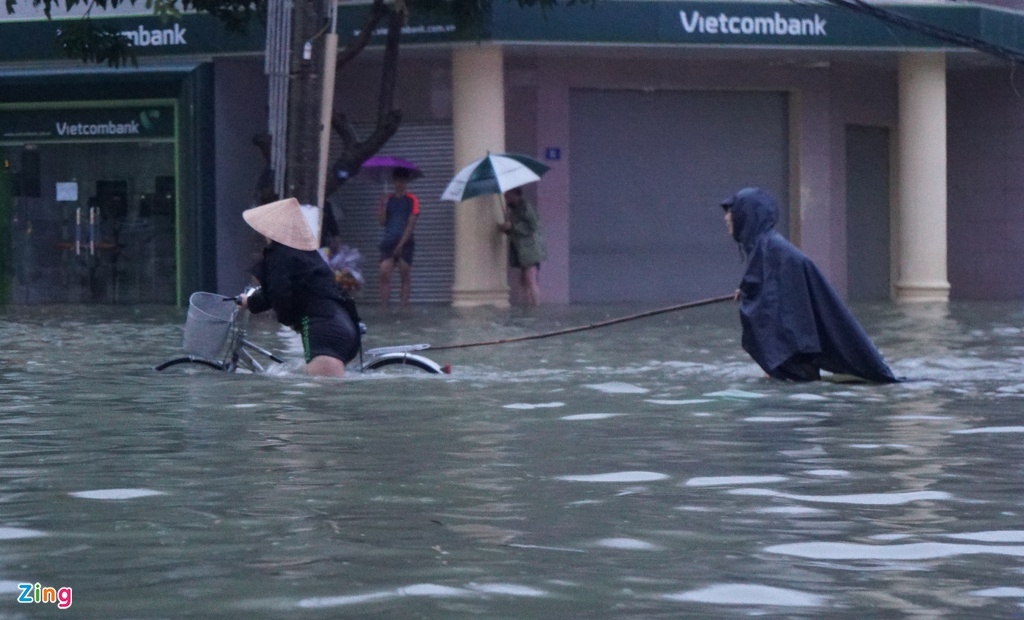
[361,352,447,374]
[155,356,228,371]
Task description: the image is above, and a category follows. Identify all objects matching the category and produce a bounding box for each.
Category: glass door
[2,142,176,304]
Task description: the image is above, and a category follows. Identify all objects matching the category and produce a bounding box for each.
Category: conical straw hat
[242,197,319,251]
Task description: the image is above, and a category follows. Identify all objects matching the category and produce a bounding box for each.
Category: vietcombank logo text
[56,120,140,137]
[680,10,827,37]
[53,110,162,137]
[120,23,187,47]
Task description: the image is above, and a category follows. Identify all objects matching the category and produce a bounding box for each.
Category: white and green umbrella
[441,152,550,202]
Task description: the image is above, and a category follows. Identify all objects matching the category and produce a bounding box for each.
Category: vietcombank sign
[678,9,827,38]
[0,13,262,62]
[489,1,997,50]
[0,106,175,144]
[120,23,189,47]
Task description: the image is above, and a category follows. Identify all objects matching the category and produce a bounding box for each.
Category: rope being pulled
[429,293,735,352]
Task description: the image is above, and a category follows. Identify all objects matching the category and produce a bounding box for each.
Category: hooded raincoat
[724,187,897,383]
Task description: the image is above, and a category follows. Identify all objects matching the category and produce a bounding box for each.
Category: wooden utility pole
[285,0,330,205]
[265,0,404,206]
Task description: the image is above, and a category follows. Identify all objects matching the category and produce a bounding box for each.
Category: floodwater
[1,299,1023,618]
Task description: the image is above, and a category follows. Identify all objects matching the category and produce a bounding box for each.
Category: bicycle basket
[182,292,244,365]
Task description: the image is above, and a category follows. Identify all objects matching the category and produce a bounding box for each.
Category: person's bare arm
[394,213,418,257]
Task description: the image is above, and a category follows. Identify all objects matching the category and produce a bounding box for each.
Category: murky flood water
[1,300,1023,618]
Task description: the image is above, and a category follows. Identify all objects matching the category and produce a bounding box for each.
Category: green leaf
[56,19,138,67]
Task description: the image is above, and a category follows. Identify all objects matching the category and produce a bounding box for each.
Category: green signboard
[334,6,462,45]
[2,1,1023,61]
[486,0,1024,54]
[0,13,264,62]
[490,0,994,49]
[0,105,176,143]
[331,0,1024,55]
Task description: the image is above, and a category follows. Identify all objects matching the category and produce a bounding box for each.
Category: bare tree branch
[336,0,389,69]
[325,109,402,195]
[377,7,402,126]
[325,3,404,194]
[331,111,359,148]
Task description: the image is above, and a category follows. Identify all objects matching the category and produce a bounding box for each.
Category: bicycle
[156,289,447,374]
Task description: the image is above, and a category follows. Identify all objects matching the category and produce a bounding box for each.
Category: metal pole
[265,0,292,200]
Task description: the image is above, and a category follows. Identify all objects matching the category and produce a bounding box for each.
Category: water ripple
[766,541,1024,560]
[560,413,625,421]
[685,475,788,487]
[584,382,649,394]
[0,526,45,539]
[467,583,547,597]
[70,489,166,500]
[789,393,829,401]
[952,426,1024,435]
[664,583,827,607]
[594,537,661,550]
[946,531,1024,543]
[970,587,1024,598]
[703,389,766,399]
[806,469,851,477]
[503,402,565,410]
[557,471,670,483]
[728,488,951,505]
[297,582,547,608]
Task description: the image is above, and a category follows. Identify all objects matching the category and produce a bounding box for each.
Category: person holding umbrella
[378,167,420,307]
[441,152,551,307]
[499,187,546,306]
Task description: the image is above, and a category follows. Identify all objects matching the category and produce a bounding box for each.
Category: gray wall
[948,66,1024,300]
[213,58,269,296]
[845,124,891,301]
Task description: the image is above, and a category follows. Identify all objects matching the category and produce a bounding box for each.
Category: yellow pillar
[451,44,510,307]
[895,52,950,302]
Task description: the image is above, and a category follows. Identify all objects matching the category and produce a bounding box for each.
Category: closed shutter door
[327,121,454,304]
[569,89,788,303]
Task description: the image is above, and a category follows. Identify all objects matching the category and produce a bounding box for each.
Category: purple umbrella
[355,155,423,183]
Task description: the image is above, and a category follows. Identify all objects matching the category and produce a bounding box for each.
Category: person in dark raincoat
[721,187,898,383]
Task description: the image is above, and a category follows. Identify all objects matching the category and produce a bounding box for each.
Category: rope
[429,293,735,351]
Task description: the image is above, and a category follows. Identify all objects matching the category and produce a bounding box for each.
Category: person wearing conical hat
[238,198,361,378]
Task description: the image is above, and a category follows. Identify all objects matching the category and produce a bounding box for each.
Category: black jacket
[726,187,897,383]
[247,242,360,330]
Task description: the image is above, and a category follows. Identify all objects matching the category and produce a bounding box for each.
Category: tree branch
[336,0,389,69]
[325,3,405,194]
[377,6,402,126]
[331,110,359,148]
[325,109,402,195]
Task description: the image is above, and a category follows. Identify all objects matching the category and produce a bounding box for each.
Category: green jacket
[505,198,546,267]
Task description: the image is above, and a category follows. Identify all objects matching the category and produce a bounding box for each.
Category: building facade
[2,0,1023,306]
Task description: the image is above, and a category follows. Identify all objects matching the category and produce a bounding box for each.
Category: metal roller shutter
[327,121,454,304]
[569,89,788,303]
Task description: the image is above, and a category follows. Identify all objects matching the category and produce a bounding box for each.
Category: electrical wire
[798,0,1024,63]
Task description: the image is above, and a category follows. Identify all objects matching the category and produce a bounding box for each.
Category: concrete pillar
[451,45,510,307]
[895,52,950,302]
